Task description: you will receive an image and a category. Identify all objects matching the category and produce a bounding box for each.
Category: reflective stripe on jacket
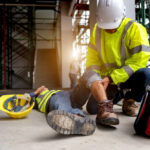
[86,18,150,85]
[35,90,61,113]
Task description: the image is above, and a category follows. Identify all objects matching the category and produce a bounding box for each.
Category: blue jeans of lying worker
[47,90,86,117]
[70,68,150,114]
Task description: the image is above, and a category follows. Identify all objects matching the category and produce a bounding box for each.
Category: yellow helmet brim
[0,94,35,119]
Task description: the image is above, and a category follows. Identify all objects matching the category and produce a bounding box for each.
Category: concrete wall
[34,7,73,89]
[60,2,73,88]
[35,10,56,50]
[124,0,135,20]
[33,10,59,89]
[34,49,59,89]
[56,14,62,87]
[89,0,97,32]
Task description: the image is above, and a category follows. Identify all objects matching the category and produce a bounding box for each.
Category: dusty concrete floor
[0,104,150,150]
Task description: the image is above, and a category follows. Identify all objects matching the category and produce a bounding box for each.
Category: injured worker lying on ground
[28,86,96,136]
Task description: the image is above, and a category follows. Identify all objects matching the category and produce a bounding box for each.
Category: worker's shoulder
[130,20,146,30]
[132,22,145,28]
[124,18,144,28]
[125,18,147,33]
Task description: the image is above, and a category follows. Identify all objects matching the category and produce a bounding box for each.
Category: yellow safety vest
[86,18,150,85]
[35,90,61,113]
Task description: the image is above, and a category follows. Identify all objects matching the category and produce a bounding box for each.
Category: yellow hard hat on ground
[0,94,35,119]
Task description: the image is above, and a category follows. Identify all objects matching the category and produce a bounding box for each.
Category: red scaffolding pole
[3,5,6,89]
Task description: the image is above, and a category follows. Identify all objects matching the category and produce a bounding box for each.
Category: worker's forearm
[91,81,107,103]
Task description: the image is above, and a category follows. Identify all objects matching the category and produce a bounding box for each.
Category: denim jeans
[70,68,150,114]
[47,90,86,117]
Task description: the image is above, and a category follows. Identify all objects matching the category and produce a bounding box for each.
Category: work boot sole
[96,117,119,126]
[46,110,96,136]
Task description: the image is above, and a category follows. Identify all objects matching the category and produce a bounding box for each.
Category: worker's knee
[134,68,150,85]
[137,68,150,77]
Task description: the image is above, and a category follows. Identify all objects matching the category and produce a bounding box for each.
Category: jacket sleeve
[110,22,150,85]
[85,24,102,88]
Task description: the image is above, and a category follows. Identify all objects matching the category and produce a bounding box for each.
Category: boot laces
[98,100,113,113]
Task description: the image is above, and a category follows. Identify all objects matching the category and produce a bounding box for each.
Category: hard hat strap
[4,95,30,112]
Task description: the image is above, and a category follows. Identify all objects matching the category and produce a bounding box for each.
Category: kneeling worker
[69,0,150,126]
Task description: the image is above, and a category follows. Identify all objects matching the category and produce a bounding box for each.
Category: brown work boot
[122,99,139,116]
[96,100,119,126]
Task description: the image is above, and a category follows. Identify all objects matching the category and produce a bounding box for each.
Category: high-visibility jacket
[86,18,150,85]
[35,90,60,113]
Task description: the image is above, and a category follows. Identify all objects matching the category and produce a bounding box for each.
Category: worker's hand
[91,80,102,90]
[101,77,111,90]
[34,86,48,96]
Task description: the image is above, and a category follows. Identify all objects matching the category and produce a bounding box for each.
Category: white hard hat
[96,0,126,29]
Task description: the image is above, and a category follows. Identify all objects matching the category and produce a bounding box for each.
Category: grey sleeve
[83,70,102,88]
